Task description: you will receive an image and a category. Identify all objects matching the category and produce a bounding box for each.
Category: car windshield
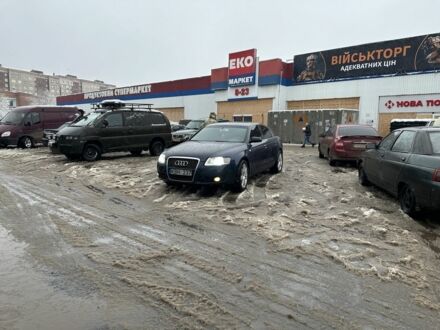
[0,111,26,125]
[185,121,204,129]
[338,126,378,137]
[428,132,440,154]
[191,126,248,143]
[71,112,102,127]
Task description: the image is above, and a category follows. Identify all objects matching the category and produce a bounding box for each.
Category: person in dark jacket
[301,122,315,148]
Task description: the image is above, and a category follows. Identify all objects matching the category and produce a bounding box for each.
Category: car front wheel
[150,140,164,156]
[232,160,248,192]
[20,136,34,149]
[82,144,101,161]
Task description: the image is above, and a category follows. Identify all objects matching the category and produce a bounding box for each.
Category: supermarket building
[57,32,440,138]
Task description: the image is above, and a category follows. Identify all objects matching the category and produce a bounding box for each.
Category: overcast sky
[1,0,439,87]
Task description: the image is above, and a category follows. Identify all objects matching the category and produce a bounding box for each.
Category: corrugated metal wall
[156,107,184,122]
[286,73,440,129]
[217,98,273,124]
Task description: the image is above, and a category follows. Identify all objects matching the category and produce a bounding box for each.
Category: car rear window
[150,113,166,125]
[338,126,378,137]
[428,132,440,154]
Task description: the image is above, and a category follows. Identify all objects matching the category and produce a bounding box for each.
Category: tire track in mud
[0,173,393,328]
[1,147,440,328]
[0,177,318,327]
[0,174,309,328]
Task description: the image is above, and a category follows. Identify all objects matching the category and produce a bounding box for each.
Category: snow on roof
[390,118,432,123]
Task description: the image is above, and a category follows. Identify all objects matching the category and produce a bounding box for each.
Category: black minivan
[56,101,172,161]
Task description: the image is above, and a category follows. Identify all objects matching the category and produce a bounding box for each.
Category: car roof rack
[91,99,154,111]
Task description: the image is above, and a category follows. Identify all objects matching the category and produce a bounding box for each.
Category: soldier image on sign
[297,53,325,81]
[416,34,440,71]
[426,35,440,64]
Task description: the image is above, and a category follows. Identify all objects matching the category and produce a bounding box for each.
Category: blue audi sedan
[157,122,283,192]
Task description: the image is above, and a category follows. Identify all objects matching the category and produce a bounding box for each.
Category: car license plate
[353,143,366,149]
[169,168,192,176]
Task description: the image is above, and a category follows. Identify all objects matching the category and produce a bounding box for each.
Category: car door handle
[400,157,406,161]
[380,153,385,157]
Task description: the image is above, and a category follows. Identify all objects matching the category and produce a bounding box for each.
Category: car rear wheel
[82,144,101,162]
[358,164,371,186]
[232,160,248,192]
[399,185,417,216]
[20,136,34,149]
[270,151,283,173]
[328,149,336,166]
[150,140,164,156]
[318,145,324,158]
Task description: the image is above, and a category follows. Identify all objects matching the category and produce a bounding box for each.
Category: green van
[56,101,172,161]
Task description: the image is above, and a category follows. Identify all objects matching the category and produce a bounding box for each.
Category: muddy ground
[0,146,439,329]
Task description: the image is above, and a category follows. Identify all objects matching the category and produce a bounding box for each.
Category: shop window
[233,115,252,122]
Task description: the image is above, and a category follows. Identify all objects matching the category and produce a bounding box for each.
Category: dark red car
[318,125,382,166]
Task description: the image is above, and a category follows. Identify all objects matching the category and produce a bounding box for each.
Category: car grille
[167,157,199,182]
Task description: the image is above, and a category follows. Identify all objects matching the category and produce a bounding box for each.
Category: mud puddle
[0,225,109,330]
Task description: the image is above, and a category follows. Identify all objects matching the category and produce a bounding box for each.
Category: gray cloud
[1,0,438,86]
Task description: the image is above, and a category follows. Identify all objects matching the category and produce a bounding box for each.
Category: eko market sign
[293,33,440,83]
[228,49,257,87]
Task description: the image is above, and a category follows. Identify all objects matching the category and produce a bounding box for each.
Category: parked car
[171,119,206,143]
[318,124,382,166]
[43,110,85,147]
[170,122,186,132]
[43,121,72,147]
[0,106,83,148]
[426,118,440,127]
[358,127,440,215]
[157,122,283,192]
[56,101,172,161]
[390,118,432,131]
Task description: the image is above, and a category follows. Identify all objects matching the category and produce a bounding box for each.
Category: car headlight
[205,157,231,166]
[158,153,166,164]
[65,136,79,140]
[1,131,11,137]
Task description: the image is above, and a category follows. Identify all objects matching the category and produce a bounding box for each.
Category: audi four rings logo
[174,160,189,166]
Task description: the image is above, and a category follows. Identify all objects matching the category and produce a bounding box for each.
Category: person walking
[301,122,315,148]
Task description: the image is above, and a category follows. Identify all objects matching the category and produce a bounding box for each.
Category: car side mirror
[25,121,32,127]
[250,136,262,143]
[100,120,109,128]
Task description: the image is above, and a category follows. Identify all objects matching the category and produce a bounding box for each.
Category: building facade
[0,64,114,117]
[57,32,440,138]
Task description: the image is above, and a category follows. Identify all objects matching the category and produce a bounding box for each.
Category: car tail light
[335,138,345,151]
[433,169,440,182]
